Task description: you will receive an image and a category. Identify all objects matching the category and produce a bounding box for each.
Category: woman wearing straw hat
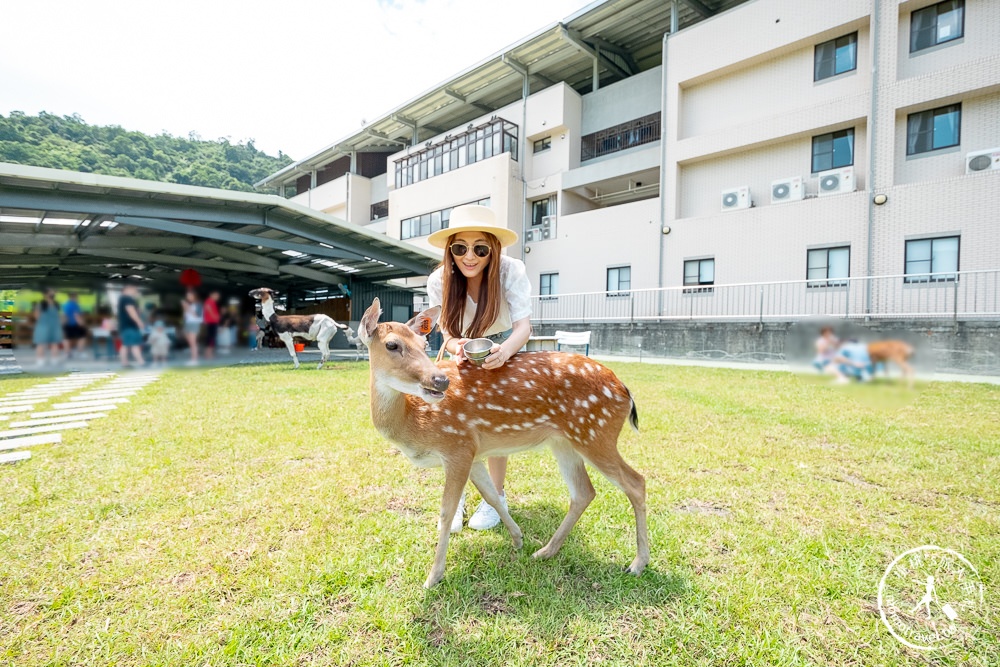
[426,204,532,533]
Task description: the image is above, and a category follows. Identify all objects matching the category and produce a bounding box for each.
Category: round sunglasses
[449,242,491,258]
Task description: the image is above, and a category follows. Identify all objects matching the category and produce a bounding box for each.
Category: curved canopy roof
[0,163,439,293]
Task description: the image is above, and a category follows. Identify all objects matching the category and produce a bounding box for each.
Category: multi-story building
[258,0,999,319]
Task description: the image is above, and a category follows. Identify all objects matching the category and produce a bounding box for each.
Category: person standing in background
[33,289,64,367]
[182,290,202,366]
[62,292,88,359]
[203,290,221,361]
[117,284,145,368]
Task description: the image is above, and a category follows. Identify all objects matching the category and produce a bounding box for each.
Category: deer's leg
[581,445,649,577]
[533,441,595,560]
[316,328,332,370]
[425,454,473,589]
[468,460,522,549]
[279,332,299,369]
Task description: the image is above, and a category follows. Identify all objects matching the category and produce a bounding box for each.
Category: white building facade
[260,0,999,319]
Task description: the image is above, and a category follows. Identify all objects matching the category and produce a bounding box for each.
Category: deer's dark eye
[385,340,399,352]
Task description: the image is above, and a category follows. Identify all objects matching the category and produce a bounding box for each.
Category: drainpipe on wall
[865,0,881,318]
[657,6,676,316]
[502,53,531,263]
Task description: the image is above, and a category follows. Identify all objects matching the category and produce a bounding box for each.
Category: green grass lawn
[1,362,997,666]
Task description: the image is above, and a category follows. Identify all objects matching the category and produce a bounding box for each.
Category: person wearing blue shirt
[832,340,873,384]
[62,292,88,359]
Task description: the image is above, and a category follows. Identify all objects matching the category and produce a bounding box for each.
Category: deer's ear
[359,298,382,346]
[406,305,440,337]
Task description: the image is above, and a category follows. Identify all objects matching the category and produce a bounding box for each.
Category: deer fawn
[359,298,649,588]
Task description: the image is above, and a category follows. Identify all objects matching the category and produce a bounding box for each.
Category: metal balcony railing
[581,112,661,162]
[530,270,1000,323]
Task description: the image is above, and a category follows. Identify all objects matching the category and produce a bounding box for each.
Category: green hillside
[0,111,293,193]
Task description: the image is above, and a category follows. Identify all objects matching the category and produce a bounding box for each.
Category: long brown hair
[439,232,503,339]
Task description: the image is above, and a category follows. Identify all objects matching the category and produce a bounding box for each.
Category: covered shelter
[0,163,439,319]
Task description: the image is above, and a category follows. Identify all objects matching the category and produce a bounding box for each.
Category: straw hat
[427,205,518,249]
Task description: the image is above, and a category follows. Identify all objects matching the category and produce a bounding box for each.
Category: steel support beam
[586,36,638,75]
[559,26,630,82]
[73,248,280,275]
[278,263,347,286]
[0,232,194,251]
[443,88,493,114]
[192,241,280,270]
[679,0,713,19]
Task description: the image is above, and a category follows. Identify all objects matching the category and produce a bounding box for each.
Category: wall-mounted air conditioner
[540,215,557,240]
[721,186,751,211]
[524,229,536,242]
[771,176,803,204]
[817,166,855,196]
[966,148,1000,174]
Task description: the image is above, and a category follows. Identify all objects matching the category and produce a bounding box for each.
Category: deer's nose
[431,373,450,392]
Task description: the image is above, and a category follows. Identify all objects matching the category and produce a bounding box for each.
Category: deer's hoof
[532,545,556,560]
[511,530,523,550]
[423,572,444,589]
[624,558,648,577]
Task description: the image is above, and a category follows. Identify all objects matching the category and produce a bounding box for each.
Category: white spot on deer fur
[486,403,504,411]
[578,416,585,424]
[585,363,594,372]
[442,425,458,434]
[588,394,598,404]
[580,400,589,409]
[543,368,551,375]
[511,424,522,431]
[602,386,613,399]
[470,387,478,394]
[601,407,611,416]
[564,379,572,388]
[458,413,466,421]
[467,395,475,402]
[444,409,451,416]
[500,379,508,385]
[598,418,606,427]
[524,380,534,388]
[560,404,567,413]
[568,364,576,373]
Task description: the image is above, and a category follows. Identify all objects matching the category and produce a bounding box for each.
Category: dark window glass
[906,104,961,155]
[911,0,964,52]
[606,266,631,293]
[534,137,552,153]
[815,32,858,81]
[531,199,549,226]
[905,236,959,282]
[812,129,855,172]
[683,259,715,286]
[539,273,558,297]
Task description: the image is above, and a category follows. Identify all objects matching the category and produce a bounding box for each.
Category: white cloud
[0,0,592,159]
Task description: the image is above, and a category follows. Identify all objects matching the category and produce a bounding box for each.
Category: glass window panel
[832,130,854,168]
[607,268,619,291]
[907,239,932,262]
[911,5,936,51]
[828,248,850,278]
[932,237,959,273]
[937,1,963,42]
[933,106,960,149]
[430,210,441,232]
[835,35,856,74]
[807,249,828,271]
[700,260,715,283]
[815,42,835,80]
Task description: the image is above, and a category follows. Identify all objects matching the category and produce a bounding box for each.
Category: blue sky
[1,0,592,159]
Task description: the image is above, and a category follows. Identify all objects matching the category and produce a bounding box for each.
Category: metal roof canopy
[259,0,748,189]
[0,163,440,293]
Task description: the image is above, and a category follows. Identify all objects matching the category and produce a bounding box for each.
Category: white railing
[530,270,1000,323]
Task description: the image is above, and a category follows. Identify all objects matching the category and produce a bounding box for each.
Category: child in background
[147,320,171,365]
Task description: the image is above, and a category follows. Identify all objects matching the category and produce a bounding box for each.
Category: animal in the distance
[253,302,270,351]
[867,340,915,387]
[343,325,367,361]
[358,297,648,588]
[249,287,347,369]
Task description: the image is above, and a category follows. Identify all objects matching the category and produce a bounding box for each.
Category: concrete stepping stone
[31,405,119,419]
[11,413,108,428]
[0,432,61,451]
[0,406,33,415]
[0,450,31,463]
[0,421,89,438]
[53,398,129,409]
[0,399,40,408]
[72,391,137,400]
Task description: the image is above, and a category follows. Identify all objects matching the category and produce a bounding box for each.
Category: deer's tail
[626,386,639,433]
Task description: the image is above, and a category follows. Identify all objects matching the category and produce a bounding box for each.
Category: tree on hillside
[0,111,293,193]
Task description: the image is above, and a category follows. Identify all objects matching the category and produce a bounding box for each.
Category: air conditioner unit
[817,166,855,196]
[771,176,803,204]
[524,229,536,242]
[966,148,1000,174]
[721,186,751,211]
[540,215,557,240]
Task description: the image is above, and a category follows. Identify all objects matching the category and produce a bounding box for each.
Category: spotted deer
[249,287,347,369]
[358,298,648,588]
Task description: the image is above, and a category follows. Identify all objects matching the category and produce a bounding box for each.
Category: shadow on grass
[409,500,688,661]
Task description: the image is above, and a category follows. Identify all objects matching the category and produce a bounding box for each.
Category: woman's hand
[452,337,470,364]
[482,343,509,370]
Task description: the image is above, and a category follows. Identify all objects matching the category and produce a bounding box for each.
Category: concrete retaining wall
[533,320,1000,375]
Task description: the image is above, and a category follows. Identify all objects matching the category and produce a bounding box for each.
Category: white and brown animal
[358,298,649,588]
[343,325,367,361]
[249,287,347,369]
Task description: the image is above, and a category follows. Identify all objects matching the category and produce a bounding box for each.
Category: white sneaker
[469,493,506,530]
[437,492,465,534]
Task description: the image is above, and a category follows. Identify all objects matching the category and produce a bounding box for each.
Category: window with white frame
[911,0,964,53]
[400,197,490,240]
[907,104,961,155]
[606,266,631,295]
[905,236,959,283]
[683,258,715,293]
[807,246,850,287]
[814,33,857,81]
[539,273,558,299]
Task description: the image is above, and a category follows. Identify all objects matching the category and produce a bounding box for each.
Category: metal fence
[530,270,1000,323]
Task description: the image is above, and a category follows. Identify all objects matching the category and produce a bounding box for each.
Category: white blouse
[427,254,532,338]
